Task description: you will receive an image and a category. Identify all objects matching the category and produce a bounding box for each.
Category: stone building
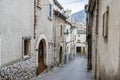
[0,0,74,79]
[53,0,69,66]
[64,20,74,63]
[34,0,54,75]
[86,0,120,80]
[0,0,36,79]
[75,23,86,54]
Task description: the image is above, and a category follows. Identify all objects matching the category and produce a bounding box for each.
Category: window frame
[102,6,109,38]
[48,3,53,20]
[22,37,31,59]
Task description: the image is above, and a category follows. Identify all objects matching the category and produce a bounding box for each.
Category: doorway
[76,47,81,53]
[38,40,47,75]
[59,47,62,64]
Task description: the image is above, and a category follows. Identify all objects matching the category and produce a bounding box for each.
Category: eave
[54,10,68,19]
[54,0,63,10]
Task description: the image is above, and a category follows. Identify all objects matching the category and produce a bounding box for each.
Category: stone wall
[0,59,36,80]
[0,53,37,80]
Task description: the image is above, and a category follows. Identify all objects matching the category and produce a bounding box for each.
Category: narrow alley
[36,55,94,80]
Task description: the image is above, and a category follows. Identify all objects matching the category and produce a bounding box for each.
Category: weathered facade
[64,20,75,63]
[86,0,120,80]
[0,0,36,79]
[34,0,54,75]
[0,0,75,79]
[53,0,67,65]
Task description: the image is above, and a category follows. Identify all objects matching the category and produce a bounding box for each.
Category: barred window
[22,37,31,58]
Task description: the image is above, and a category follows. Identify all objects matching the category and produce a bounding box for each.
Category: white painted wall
[0,0,34,65]
[75,24,86,53]
[35,0,54,66]
[65,24,71,54]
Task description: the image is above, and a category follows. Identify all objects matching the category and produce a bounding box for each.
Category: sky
[57,0,88,14]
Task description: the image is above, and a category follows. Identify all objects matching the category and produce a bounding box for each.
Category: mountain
[71,10,86,24]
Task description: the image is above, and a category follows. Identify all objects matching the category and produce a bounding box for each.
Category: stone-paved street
[36,55,94,80]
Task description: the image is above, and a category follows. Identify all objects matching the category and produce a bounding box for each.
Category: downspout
[95,0,99,79]
[34,0,37,39]
[96,0,99,36]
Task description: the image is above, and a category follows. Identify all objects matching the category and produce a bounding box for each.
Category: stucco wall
[0,0,37,79]
[35,0,54,66]
[0,0,34,66]
[0,35,1,66]
[94,0,120,79]
[53,13,66,64]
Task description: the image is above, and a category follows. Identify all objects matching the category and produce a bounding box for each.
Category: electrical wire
[39,0,83,6]
[61,0,84,4]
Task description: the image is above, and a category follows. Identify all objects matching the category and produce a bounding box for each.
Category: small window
[78,34,80,37]
[77,40,81,43]
[66,29,69,36]
[22,37,31,58]
[61,25,62,36]
[48,3,53,20]
[103,6,109,38]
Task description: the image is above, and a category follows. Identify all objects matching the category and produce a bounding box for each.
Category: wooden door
[38,41,46,75]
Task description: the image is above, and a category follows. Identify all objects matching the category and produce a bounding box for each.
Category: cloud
[58,0,88,13]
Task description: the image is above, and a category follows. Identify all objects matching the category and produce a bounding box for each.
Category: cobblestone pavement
[36,55,94,80]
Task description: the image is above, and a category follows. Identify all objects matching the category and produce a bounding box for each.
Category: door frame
[37,39,47,75]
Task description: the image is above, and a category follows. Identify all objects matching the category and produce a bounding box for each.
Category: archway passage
[76,47,81,53]
[59,47,62,64]
[38,40,47,75]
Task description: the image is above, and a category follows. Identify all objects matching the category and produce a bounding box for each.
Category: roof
[54,10,68,19]
[54,0,63,10]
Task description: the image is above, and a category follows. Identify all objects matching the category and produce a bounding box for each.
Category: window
[78,34,80,37]
[48,3,53,20]
[103,6,109,38]
[22,37,31,58]
[61,25,62,36]
[66,29,69,36]
[0,35,1,66]
[77,40,81,43]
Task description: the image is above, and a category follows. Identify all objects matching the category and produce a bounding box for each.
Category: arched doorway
[38,40,47,75]
[59,47,62,64]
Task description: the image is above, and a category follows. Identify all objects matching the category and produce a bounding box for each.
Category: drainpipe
[34,0,37,39]
[95,0,99,79]
[96,0,99,36]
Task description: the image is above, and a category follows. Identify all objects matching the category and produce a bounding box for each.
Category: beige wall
[53,14,66,64]
[0,35,1,66]
[0,0,34,66]
[35,0,54,66]
[92,0,120,79]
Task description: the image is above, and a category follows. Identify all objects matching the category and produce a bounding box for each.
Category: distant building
[64,20,75,63]
[53,0,67,66]
[75,23,86,54]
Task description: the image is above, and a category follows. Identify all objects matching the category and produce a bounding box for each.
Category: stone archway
[37,39,47,75]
